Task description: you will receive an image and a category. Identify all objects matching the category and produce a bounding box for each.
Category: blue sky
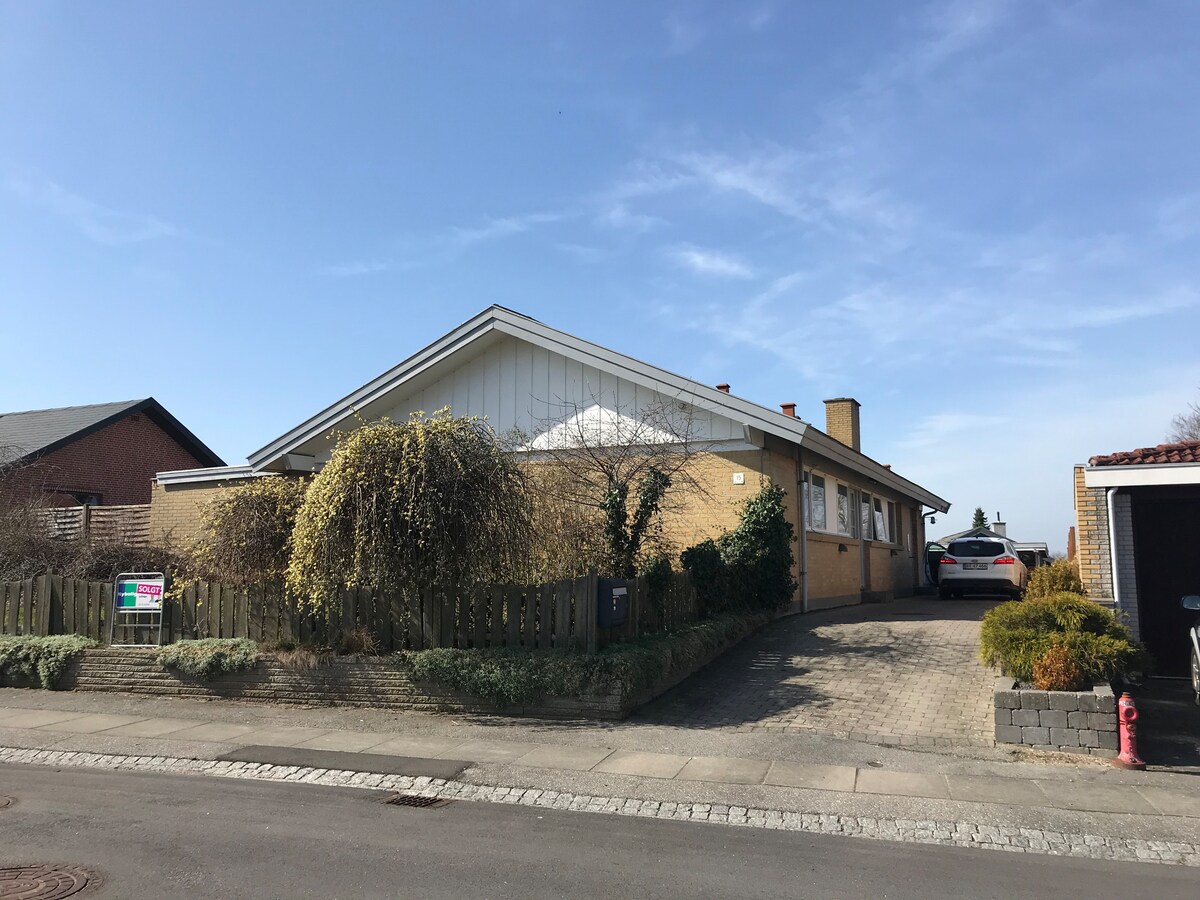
[3,1,1199,550]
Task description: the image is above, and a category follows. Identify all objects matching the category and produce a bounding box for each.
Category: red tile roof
[1089,440,1200,467]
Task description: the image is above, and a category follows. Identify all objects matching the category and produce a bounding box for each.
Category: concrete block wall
[993,678,1118,756]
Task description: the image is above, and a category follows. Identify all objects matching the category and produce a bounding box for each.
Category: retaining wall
[32,625,752,720]
[993,678,1118,757]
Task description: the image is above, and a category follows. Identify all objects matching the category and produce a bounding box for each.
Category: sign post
[109,572,166,647]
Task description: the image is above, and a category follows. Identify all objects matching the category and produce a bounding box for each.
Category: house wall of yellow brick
[1073,465,1112,597]
[151,441,928,609]
[149,478,258,547]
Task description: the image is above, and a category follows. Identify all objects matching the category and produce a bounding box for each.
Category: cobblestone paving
[637,599,999,747]
[4,747,1196,867]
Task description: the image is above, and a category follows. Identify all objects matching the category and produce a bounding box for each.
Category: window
[872,498,888,542]
[836,484,852,536]
[809,474,826,531]
[947,540,1005,558]
[860,493,872,540]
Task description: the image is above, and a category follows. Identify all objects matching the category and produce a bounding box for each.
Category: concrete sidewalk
[2,699,1198,819]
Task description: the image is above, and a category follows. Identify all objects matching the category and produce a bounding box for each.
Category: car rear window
[947,540,1005,558]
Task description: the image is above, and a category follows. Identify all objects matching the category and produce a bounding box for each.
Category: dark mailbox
[597,578,629,628]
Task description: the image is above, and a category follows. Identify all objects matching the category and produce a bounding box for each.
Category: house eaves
[247,306,949,512]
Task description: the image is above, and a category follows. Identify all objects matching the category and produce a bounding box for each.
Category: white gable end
[286,334,745,462]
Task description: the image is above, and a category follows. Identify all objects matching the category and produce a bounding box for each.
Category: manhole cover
[0,864,99,899]
[382,793,453,809]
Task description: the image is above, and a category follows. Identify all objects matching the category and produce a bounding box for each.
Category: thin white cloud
[665,15,703,55]
[450,211,564,246]
[318,260,392,277]
[8,175,177,246]
[747,6,774,31]
[895,412,1009,451]
[670,245,754,279]
[596,203,663,233]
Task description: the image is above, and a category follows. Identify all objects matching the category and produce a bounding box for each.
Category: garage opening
[1131,486,1200,676]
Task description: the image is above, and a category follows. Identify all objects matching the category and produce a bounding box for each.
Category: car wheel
[1192,646,1200,703]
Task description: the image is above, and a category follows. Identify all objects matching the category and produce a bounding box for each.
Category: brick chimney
[716,383,730,393]
[780,402,796,417]
[823,398,861,452]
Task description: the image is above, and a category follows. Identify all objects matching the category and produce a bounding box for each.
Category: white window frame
[808,473,827,531]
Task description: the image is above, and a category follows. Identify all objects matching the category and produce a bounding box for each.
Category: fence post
[585,569,599,654]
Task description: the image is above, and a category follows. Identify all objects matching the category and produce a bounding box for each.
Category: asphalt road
[0,765,1194,899]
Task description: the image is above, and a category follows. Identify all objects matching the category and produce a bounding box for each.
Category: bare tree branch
[1169,396,1200,442]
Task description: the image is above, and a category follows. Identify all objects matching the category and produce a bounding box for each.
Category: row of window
[802,472,898,543]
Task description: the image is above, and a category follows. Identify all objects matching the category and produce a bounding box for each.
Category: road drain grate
[0,864,100,898]
[382,793,454,809]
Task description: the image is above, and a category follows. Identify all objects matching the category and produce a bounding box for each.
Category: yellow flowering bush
[191,476,308,585]
[286,409,531,615]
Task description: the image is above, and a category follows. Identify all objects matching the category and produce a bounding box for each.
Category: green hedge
[158,638,259,680]
[979,592,1149,683]
[398,612,766,706]
[681,484,796,614]
[0,635,97,689]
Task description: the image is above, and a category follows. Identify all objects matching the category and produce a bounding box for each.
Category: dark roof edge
[14,398,224,468]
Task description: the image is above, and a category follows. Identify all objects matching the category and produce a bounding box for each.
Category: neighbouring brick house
[0,399,223,512]
[153,307,949,610]
[1074,440,1200,675]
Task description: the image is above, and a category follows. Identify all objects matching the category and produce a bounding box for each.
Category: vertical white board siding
[375,334,740,442]
[468,352,487,422]
[527,344,549,436]
[499,338,517,433]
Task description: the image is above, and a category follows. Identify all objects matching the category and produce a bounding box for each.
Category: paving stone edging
[2,746,1196,867]
[993,678,1118,757]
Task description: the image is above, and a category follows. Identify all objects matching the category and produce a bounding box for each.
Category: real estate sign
[115,577,165,611]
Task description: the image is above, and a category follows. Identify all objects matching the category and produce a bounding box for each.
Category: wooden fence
[36,505,151,547]
[0,571,699,652]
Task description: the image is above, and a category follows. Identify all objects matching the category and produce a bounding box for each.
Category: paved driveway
[636,598,1000,748]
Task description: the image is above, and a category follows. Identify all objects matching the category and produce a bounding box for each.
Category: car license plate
[964,562,988,570]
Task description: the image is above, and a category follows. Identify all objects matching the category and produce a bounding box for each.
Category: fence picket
[49,574,63,635]
[505,586,521,647]
[2,583,14,634]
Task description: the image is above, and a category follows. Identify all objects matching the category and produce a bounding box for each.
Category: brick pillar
[1073,465,1112,599]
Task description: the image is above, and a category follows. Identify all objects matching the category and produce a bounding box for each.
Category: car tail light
[939,556,957,565]
[993,556,1016,565]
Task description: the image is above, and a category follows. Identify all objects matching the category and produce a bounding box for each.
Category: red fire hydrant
[1113,692,1146,770]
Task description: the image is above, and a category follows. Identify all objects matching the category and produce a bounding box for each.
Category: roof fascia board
[140,400,225,467]
[488,311,816,444]
[799,426,950,511]
[248,305,949,509]
[489,310,948,508]
[7,399,144,464]
[156,465,259,485]
[246,315,499,468]
[1084,464,1200,488]
[9,399,224,469]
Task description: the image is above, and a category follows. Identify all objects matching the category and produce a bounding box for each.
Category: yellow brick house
[153,307,949,611]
